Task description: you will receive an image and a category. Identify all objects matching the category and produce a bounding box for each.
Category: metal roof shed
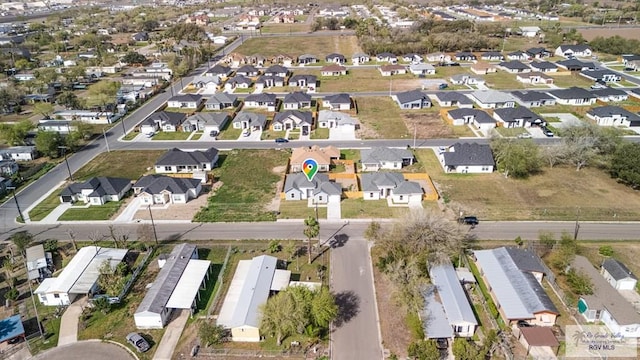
[69,247,128,294]
[166,259,211,309]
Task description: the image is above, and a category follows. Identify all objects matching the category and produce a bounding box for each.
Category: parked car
[126,333,150,352]
[438,83,448,90]
[517,132,532,139]
[145,132,155,138]
[436,338,448,350]
[275,137,289,143]
[458,216,479,226]
[242,129,251,137]
[541,127,554,137]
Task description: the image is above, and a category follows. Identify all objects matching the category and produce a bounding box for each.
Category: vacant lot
[194,149,289,222]
[354,97,409,139]
[402,108,476,139]
[482,72,526,89]
[415,148,640,221]
[295,68,423,92]
[548,72,594,88]
[260,22,310,34]
[235,35,361,57]
[73,150,165,180]
[579,27,640,41]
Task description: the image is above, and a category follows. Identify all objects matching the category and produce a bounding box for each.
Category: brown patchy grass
[415,148,640,221]
[73,150,165,180]
[354,97,409,139]
[311,68,422,93]
[547,72,594,88]
[402,108,476,139]
[579,28,640,41]
[235,35,361,57]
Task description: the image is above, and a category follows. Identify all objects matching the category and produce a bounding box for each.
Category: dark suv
[459,216,479,226]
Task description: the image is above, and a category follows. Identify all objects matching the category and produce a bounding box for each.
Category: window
[164,166,172,172]
[318,196,323,201]
[290,193,295,198]
[53,293,60,298]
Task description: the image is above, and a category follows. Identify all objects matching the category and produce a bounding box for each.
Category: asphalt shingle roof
[134,175,200,195]
[155,148,219,166]
[442,143,494,167]
[396,90,428,104]
[549,86,596,100]
[360,147,413,165]
[60,177,131,197]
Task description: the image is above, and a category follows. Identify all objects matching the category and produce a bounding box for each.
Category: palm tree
[303,216,319,264]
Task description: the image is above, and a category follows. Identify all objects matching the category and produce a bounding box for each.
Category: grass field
[482,73,526,89]
[28,189,62,222]
[495,127,528,137]
[235,35,361,57]
[58,201,123,221]
[260,23,311,34]
[414,148,640,221]
[312,68,422,92]
[548,72,594,88]
[355,97,410,139]
[341,199,411,219]
[151,131,191,140]
[279,201,328,219]
[73,150,165,180]
[310,127,329,139]
[193,149,289,222]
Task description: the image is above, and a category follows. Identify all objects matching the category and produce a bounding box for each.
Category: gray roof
[530,61,557,70]
[134,175,200,195]
[558,44,591,52]
[396,90,429,104]
[556,59,595,70]
[168,94,202,103]
[494,107,545,123]
[325,53,345,60]
[233,112,267,128]
[298,54,317,60]
[470,90,515,104]
[434,91,473,105]
[60,177,131,197]
[393,180,423,195]
[442,143,494,167]
[317,110,357,126]
[474,247,558,320]
[273,110,313,125]
[135,243,197,315]
[422,286,454,339]
[430,262,478,326]
[580,69,619,80]
[549,87,596,100]
[264,65,288,75]
[227,75,252,85]
[205,92,237,106]
[236,64,259,74]
[227,255,277,328]
[448,108,495,124]
[571,255,640,325]
[499,60,530,70]
[602,258,637,281]
[511,90,555,102]
[284,172,331,193]
[283,91,311,104]
[255,75,284,84]
[323,93,351,105]
[245,93,277,103]
[504,247,547,274]
[187,112,230,128]
[360,147,413,165]
[590,87,627,97]
[204,64,232,76]
[155,148,219,166]
[191,75,221,85]
[289,74,317,84]
[587,106,640,122]
[360,172,404,191]
[145,111,187,126]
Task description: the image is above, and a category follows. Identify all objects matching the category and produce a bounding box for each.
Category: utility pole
[120,116,126,135]
[574,207,581,241]
[58,146,73,181]
[102,129,110,152]
[7,187,24,223]
[413,124,417,148]
[148,205,159,245]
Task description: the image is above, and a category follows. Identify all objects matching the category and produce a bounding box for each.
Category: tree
[491,138,542,178]
[407,340,440,360]
[34,102,55,119]
[198,321,228,347]
[34,67,58,85]
[56,91,82,109]
[86,80,119,109]
[303,216,319,264]
[11,231,34,255]
[453,337,485,360]
[35,131,63,158]
[0,120,34,146]
[107,225,129,249]
[610,142,640,189]
[43,239,58,252]
[97,259,126,296]
[566,269,593,295]
[268,240,281,253]
[364,221,383,242]
[4,287,19,303]
[309,286,338,328]
[92,296,111,314]
[121,51,148,65]
[0,87,23,113]
[66,228,78,252]
[3,259,17,288]
[599,245,614,257]
[259,290,302,346]
[561,123,620,171]
[142,19,159,32]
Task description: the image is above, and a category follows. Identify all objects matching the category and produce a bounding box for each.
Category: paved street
[32,340,135,360]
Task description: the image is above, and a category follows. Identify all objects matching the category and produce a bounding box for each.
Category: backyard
[234,35,361,58]
[73,150,165,180]
[415,148,640,221]
[193,149,290,222]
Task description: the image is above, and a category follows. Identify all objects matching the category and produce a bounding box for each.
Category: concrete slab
[327,198,341,220]
[58,296,87,346]
[329,127,356,140]
[152,309,189,360]
[114,197,141,223]
[37,203,72,224]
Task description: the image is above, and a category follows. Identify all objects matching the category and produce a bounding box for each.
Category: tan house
[320,64,347,77]
[470,62,497,75]
[185,15,210,26]
[378,64,407,76]
[290,145,340,173]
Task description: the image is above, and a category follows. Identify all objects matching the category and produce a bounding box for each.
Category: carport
[166,259,212,311]
[0,314,25,346]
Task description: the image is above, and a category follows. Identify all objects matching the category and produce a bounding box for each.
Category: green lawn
[548,73,594,88]
[341,199,411,219]
[122,131,139,141]
[278,201,328,219]
[75,151,163,180]
[194,150,289,222]
[260,22,310,34]
[28,189,62,222]
[151,131,191,140]
[340,149,360,161]
[482,73,525,89]
[316,68,421,92]
[355,97,410,139]
[310,127,329,139]
[58,201,123,221]
[495,127,528,137]
[235,35,361,57]
[261,129,286,140]
[194,246,229,316]
[190,131,203,140]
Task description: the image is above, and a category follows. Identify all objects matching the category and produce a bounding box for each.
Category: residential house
[376,52,398,63]
[409,63,436,75]
[290,145,339,173]
[255,75,285,90]
[580,69,621,83]
[525,47,550,59]
[297,54,318,65]
[224,53,246,68]
[529,61,558,73]
[447,108,496,133]
[393,90,431,109]
[272,110,313,132]
[379,64,407,76]
[586,106,640,127]
[167,94,203,109]
[351,53,370,65]
[556,59,596,71]
[204,64,233,79]
[283,172,341,203]
[555,44,592,58]
[520,26,541,37]
[26,244,51,281]
[186,14,209,26]
[431,92,474,108]
[183,113,230,133]
[35,246,128,306]
[211,36,228,45]
[264,65,289,77]
[549,87,597,106]
[591,87,628,102]
[507,51,529,61]
[282,92,312,110]
[426,262,478,338]
[325,53,346,64]
[288,74,318,92]
[450,74,485,86]
[0,160,18,176]
[571,255,640,337]
[455,52,476,61]
[601,258,638,291]
[59,177,132,205]
[627,59,640,71]
[439,143,494,173]
[0,146,37,161]
[403,54,423,63]
[498,60,531,73]
[153,148,218,183]
[235,65,260,77]
[481,51,504,61]
[233,112,267,131]
[133,175,202,205]
[140,111,187,133]
[511,91,557,107]
[360,147,414,172]
[322,93,351,110]
[38,120,75,134]
[52,110,114,124]
[474,247,559,327]
[494,107,546,128]
[244,93,277,112]
[224,75,253,92]
[320,64,347,77]
[426,52,451,63]
[317,110,357,131]
[190,76,220,92]
[516,72,554,85]
[622,54,640,66]
[132,32,149,42]
[270,54,295,67]
[204,93,238,110]
[468,90,516,109]
[470,63,497,75]
[360,172,422,204]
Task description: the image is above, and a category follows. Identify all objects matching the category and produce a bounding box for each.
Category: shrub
[406,311,425,340]
[599,246,614,257]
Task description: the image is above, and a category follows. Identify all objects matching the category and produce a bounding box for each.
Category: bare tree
[88,230,105,247]
[540,144,568,169]
[107,225,129,249]
[65,228,78,252]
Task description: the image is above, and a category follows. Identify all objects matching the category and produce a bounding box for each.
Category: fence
[97,247,155,304]
[206,246,233,317]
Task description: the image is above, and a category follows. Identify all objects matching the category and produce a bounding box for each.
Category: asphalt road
[32,340,135,360]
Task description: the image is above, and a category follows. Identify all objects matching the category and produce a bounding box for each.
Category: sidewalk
[58,296,87,346]
[38,203,73,224]
[153,309,189,360]
[114,198,141,223]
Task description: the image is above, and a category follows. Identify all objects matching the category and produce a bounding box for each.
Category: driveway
[33,202,72,224]
[153,309,189,360]
[58,296,87,346]
[541,113,582,129]
[114,197,141,223]
[528,127,547,138]
[32,340,136,360]
[329,127,356,140]
[326,197,341,220]
[237,130,262,141]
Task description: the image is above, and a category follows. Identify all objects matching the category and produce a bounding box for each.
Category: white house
[26,244,51,281]
[555,44,592,58]
[34,246,128,306]
[283,173,341,204]
[601,258,638,291]
[52,110,115,124]
[0,146,37,161]
[167,94,203,109]
[549,87,597,106]
[360,172,422,204]
[360,147,414,171]
[439,143,494,174]
[468,90,516,109]
[519,26,540,38]
[59,177,132,205]
[154,148,219,183]
[586,106,640,127]
[133,175,202,205]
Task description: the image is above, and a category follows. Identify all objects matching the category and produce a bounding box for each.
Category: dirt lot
[579,27,640,41]
[402,111,475,139]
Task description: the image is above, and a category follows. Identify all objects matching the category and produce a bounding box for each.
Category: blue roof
[0,315,25,343]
